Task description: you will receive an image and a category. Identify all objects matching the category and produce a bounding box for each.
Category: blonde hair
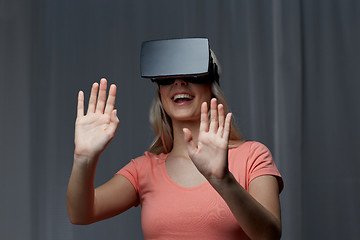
[148,80,242,154]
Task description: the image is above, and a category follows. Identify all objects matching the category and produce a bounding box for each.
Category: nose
[174,79,188,86]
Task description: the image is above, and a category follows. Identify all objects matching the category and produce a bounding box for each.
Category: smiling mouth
[172,93,194,103]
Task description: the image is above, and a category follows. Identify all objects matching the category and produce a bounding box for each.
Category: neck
[170,119,200,159]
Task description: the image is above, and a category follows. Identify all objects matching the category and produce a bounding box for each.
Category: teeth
[173,94,193,101]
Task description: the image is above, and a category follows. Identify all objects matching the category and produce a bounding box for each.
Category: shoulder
[228,141,283,192]
[130,151,167,168]
[248,141,273,157]
[229,140,272,156]
[116,151,168,182]
[228,140,276,176]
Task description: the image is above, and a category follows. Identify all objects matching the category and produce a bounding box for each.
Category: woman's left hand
[183,98,232,181]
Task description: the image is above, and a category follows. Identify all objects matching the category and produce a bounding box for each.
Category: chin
[170,113,200,122]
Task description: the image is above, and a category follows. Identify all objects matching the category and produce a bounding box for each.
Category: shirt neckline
[156,153,210,191]
[151,142,247,191]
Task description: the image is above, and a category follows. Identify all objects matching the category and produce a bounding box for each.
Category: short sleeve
[116,159,140,194]
[247,142,284,192]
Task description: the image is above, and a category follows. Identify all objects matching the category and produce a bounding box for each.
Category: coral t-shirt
[116,141,283,240]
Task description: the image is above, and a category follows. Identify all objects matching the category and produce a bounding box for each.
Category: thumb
[107,109,119,136]
[183,128,197,154]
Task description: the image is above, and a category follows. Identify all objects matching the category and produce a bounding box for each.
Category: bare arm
[66,78,138,225]
[183,99,281,239]
[209,174,281,240]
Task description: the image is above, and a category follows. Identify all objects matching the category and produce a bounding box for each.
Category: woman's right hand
[74,78,119,159]
[68,78,137,225]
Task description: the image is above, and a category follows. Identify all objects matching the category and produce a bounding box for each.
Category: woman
[67,42,283,239]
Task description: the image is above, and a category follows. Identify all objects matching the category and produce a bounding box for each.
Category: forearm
[66,154,99,225]
[209,172,281,240]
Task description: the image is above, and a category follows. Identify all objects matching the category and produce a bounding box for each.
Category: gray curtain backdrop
[1,0,359,239]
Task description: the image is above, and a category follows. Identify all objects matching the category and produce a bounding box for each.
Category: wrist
[73,151,100,167]
[208,170,237,191]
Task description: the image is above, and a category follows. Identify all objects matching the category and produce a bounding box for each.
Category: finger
[106,109,120,139]
[77,91,84,118]
[96,78,108,113]
[87,82,99,114]
[104,84,117,114]
[217,104,225,136]
[199,102,209,132]
[209,98,218,133]
[183,128,197,155]
[223,113,232,140]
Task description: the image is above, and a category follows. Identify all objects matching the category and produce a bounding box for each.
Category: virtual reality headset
[140,38,219,84]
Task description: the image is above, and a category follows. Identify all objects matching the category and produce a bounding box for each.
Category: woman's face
[159,79,212,122]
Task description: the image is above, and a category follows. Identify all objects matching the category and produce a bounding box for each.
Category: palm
[184,99,232,180]
[74,79,119,157]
